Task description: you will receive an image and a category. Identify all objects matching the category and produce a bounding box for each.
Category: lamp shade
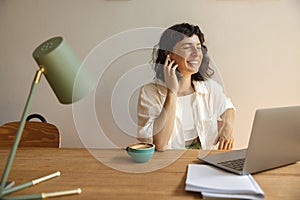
[32,36,95,104]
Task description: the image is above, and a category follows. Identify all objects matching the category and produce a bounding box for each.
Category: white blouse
[137,78,235,150]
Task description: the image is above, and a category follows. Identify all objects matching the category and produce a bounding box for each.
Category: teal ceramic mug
[126,143,155,163]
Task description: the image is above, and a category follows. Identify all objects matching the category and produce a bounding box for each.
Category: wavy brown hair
[152,23,214,82]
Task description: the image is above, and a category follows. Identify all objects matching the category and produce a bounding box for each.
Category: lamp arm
[0,68,44,193]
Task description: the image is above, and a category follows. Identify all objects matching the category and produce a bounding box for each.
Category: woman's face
[170,34,203,78]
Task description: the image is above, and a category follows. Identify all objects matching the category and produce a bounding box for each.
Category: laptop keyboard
[218,158,245,171]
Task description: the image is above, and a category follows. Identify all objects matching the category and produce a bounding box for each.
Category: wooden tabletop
[0,148,299,200]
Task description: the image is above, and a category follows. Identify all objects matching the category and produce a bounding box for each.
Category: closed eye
[181,43,201,50]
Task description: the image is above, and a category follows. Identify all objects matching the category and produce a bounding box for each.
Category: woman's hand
[215,121,234,150]
[164,55,179,95]
[214,108,235,150]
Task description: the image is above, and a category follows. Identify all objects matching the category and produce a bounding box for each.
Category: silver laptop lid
[244,106,300,174]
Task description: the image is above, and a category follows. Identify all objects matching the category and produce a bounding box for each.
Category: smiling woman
[171,35,203,78]
[137,23,236,151]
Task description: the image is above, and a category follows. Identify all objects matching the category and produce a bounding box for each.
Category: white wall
[0,0,299,148]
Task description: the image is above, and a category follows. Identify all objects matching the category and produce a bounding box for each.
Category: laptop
[199,106,300,175]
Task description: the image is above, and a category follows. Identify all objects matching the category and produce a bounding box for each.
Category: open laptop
[199,106,300,175]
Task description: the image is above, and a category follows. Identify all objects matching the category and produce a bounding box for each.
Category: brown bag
[0,114,60,148]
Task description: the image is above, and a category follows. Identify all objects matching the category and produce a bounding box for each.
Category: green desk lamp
[0,36,95,199]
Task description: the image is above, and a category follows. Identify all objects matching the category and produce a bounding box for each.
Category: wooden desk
[0,148,299,200]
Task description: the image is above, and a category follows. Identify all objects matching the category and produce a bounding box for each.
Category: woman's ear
[164,51,172,61]
[168,53,175,60]
[164,51,175,60]
[164,50,170,56]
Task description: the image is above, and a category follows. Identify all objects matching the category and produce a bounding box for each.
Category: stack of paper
[185,164,265,199]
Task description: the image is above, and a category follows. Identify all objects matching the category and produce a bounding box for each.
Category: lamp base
[1,172,81,199]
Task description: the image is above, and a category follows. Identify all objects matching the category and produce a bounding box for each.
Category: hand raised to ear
[164,55,179,95]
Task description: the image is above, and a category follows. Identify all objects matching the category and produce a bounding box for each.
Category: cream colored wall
[0,0,299,148]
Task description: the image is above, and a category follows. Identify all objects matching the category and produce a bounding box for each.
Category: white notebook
[185,164,264,199]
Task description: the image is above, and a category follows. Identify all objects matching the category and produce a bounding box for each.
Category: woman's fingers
[164,58,175,76]
[218,137,234,150]
[171,64,178,75]
[164,54,170,66]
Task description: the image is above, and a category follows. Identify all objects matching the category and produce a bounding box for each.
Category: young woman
[137,23,235,151]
